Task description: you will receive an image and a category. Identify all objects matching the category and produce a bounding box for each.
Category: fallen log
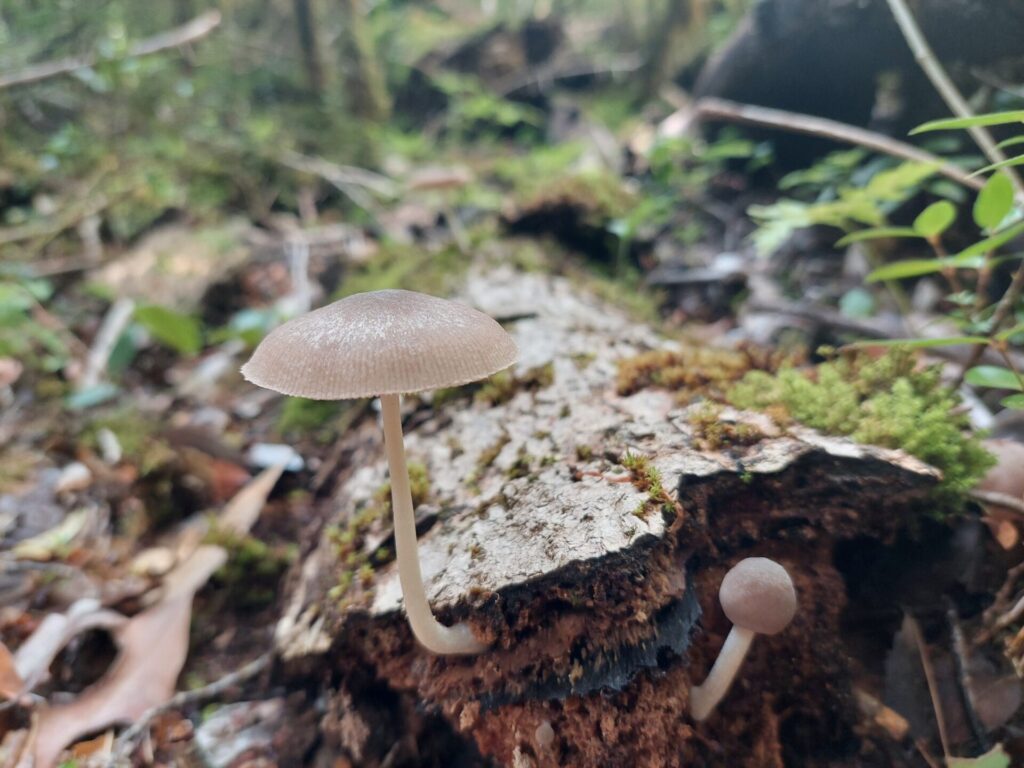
[276,267,941,767]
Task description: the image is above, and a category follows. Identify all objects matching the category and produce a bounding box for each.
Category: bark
[276,268,941,767]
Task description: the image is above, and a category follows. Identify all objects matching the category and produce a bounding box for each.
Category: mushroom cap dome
[241,289,519,399]
[719,557,797,635]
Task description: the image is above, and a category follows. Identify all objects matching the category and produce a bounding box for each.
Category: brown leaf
[13,598,125,693]
[219,463,284,536]
[31,545,226,768]
[0,639,23,699]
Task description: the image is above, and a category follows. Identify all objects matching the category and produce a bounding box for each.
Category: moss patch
[616,345,787,401]
[328,461,430,603]
[727,349,994,502]
[687,402,766,452]
[205,527,297,610]
[620,451,679,521]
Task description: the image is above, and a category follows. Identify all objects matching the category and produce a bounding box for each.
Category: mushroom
[241,289,518,655]
[689,557,797,721]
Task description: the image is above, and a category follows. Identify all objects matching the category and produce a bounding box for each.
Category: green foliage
[748,160,938,255]
[0,274,68,374]
[205,526,296,610]
[913,200,956,237]
[946,744,1011,768]
[727,349,995,502]
[334,240,471,300]
[134,305,202,356]
[974,173,1014,230]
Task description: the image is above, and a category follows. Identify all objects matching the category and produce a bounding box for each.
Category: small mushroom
[689,557,797,721]
[242,289,518,655]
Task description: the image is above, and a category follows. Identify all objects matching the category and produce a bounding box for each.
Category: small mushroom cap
[241,289,518,399]
[719,557,797,635]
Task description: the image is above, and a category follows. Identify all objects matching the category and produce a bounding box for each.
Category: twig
[884,0,1024,199]
[0,11,222,91]
[906,613,952,759]
[674,97,985,191]
[954,260,1024,387]
[111,652,271,756]
[975,562,1024,647]
[945,598,990,751]
[275,149,396,210]
[77,298,136,392]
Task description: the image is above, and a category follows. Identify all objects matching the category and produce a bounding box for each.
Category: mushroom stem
[689,625,756,721]
[380,393,487,655]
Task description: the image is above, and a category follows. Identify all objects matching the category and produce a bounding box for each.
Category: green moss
[687,402,766,451]
[506,446,532,480]
[617,345,788,400]
[327,461,430,601]
[83,407,156,458]
[727,349,994,503]
[620,451,680,521]
[513,171,638,227]
[205,527,296,609]
[276,397,344,437]
[334,240,471,299]
[475,362,555,406]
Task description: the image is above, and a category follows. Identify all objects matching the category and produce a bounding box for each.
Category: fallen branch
[673,97,985,191]
[0,11,222,91]
[275,149,397,210]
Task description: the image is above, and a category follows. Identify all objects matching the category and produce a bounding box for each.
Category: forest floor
[3,8,1024,768]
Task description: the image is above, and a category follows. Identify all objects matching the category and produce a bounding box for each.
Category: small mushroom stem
[380,393,487,655]
[689,625,756,721]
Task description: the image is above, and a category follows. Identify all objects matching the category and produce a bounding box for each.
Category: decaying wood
[277,268,941,767]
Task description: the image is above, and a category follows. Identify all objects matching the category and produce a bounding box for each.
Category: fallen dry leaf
[0,639,23,699]
[32,545,227,768]
[14,598,125,694]
[219,463,284,536]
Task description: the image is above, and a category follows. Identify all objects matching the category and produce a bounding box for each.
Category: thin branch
[111,652,271,755]
[884,0,1024,199]
[0,11,222,91]
[679,97,985,191]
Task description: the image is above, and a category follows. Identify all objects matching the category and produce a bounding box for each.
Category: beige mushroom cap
[241,289,519,399]
[719,557,797,635]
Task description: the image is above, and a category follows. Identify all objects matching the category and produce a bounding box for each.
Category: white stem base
[689,625,755,721]
[380,393,487,656]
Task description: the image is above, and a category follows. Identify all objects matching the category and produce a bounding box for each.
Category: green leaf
[965,365,1024,391]
[911,112,1024,134]
[836,227,919,246]
[996,322,1024,342]
[973,173,1014,230]
[969,154,1024,177]
[913,201,956,237]
[1002,393,1024,409]
[865,251,987,282]
[956,220,1024,258]
[947,744,1011,768]
[134,305,202,356]
[65,383,120,411]
[846,336,989,349]
[996,135,1024,150]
